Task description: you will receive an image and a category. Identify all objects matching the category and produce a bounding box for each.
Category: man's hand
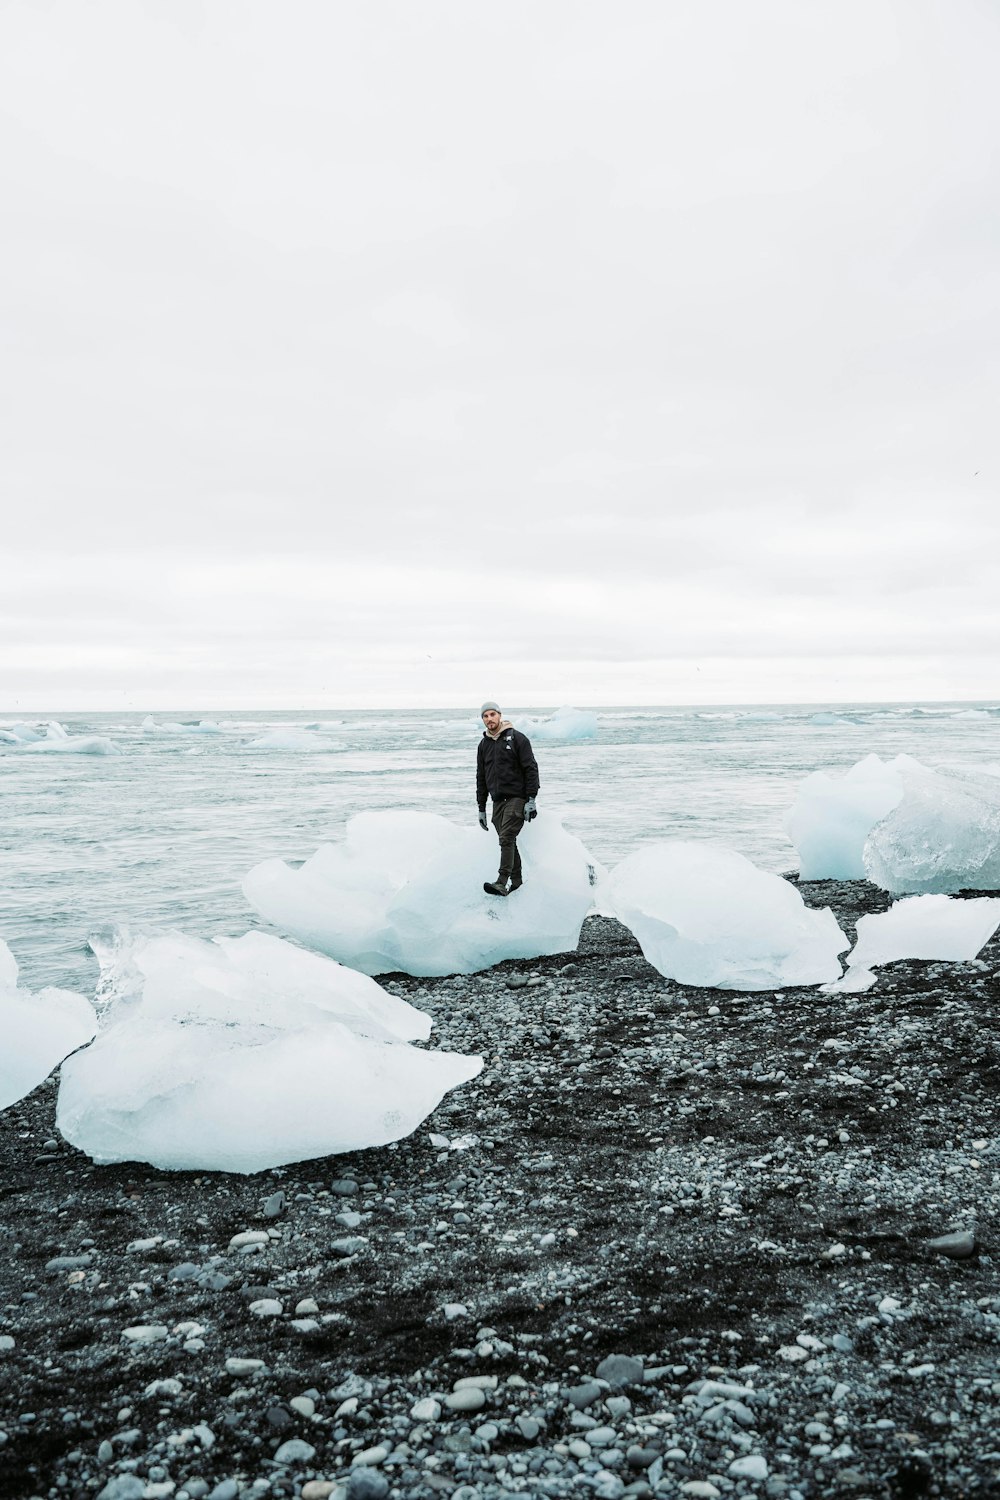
[523,797,538,821]
[478,809,489,830]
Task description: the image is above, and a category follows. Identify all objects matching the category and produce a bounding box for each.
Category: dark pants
[492,796,525,884]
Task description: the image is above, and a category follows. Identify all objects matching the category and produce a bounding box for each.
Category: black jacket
[477,727,540,810]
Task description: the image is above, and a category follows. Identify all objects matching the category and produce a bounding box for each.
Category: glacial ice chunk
[142,717,225,736]
[864,763,1000,893]
[246,729,335,752]
[243,811,599,976]
[0,940,97,1110]
[20,722,121,756]
[0,721,43,744]
[784,755,912,879]
[602,841,848,989]
[849,894,1000,972]
[56,929,481,1172]
[521,707,598,741]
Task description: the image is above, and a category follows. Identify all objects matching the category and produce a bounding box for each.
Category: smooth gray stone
[348,1472,388,1500]
[96,1479,145,1500]
[207,1482,239,1500]
[46,1254,93,1273]
[168,1262,200,1281]
[596,1354,644,1389]
[565,1381,603,1409]
[263,1190,286,1218]
[330,1236,368,1257]
[926,1229,976,1259]
[331,1178,359,1196]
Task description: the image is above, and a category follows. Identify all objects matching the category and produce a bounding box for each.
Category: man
[476,702,539,897]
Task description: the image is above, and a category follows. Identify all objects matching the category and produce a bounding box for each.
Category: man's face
[482,709,501,732]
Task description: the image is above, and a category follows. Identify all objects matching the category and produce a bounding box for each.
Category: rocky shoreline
[1,880,998,1500]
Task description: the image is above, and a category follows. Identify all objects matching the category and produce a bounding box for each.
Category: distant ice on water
[142,716,226,736]
[243,811,600,976]
[246,728,346,752]
[56,929,481,1173]
[521,707,598,742]
[0,940,97,1110]
[17,722,121,756]
[603,841,847,989]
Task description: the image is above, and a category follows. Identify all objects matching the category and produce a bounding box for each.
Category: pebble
[330,1236,368,1257]
[331,1178,359,1196]
[290,1396,316,1418]
[295,1298,320,1315]
[348,1473,388,1500]
[46,1254,94,1273]
[410,1397,441,1421]
[228,1230,270,1249]
[301,1485,336,1500]
[263,1190,286,1218]
[566,1380,603,1409]
[729,1455,769,1480]
[442,1302,469,1320]
[121,1324,169,1343]
[926,1229,976,1258]
[445,1387,486,1412]
[248,1298,283,1317]
[352,1443,389,1465]
[596,1353,644,1387]
[96,1479,146,1500]
[207,1482,239,1500]
[225,1357,266,1376]
[0,1336,14,1353]
[681,1485,721,1499]
[273,1437,317,1464]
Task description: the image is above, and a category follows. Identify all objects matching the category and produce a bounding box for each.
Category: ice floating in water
[0,940,97,1110]
[864,763,1000,893]
[142,716,225,736]
[56,929,482,1173]
[785,755,911,879]
[521,707,598,742]
[19,722,120,756]
[244,811,599,976]
[0,722,43,744]
[246,728,338,752]
[602,841,847,989]
[824,894,1000,993]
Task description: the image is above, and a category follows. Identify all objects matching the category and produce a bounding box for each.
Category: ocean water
[2,703,998,993]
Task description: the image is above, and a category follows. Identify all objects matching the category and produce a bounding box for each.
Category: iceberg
[246,729,333,752]
[0,722,43,744]
[602,841,848,989]
[784,755,911,879]
[0,940,97,1111]
[864,763,1000,893]
[142,717,225,736]
[56,929,482,1173]
[20,722,121,756]
[243,810,599,976]
[521,707,598,742]
[844,895,1000,986]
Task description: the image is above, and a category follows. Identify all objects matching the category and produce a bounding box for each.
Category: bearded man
[476,702,539,897]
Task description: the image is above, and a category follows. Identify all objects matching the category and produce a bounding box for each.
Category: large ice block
[864,763,1000,893]
[0,940,97,1110]
[848,894,1000,973]
[603,841,848,989]
[784,754,911,879]
[243,811,599,976]
[521,707,598,742]
[56,929,482,1173]
[20,722,121,756]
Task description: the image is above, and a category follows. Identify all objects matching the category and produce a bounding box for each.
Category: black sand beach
[2,880,998,1500]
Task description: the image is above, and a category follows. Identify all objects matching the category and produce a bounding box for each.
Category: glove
[478,809,489,830]
[523,797,538,822]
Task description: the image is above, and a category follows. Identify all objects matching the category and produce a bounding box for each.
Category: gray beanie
[480,701,501,716]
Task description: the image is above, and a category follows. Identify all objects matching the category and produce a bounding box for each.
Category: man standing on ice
[477,702,539,897]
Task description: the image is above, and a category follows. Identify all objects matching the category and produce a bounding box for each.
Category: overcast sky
[2,0,998,711]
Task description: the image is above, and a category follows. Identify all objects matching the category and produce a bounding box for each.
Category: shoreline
[1,880,997,1499]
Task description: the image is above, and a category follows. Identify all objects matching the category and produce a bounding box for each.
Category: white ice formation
[56,929,482,1173]
[863,762,1000,893]
[18,722,121,756]
[825,894,1000,993]
[522,707,598,742]
[246,728,333,752]
[243,811,599,976]
[0,722,43,744]
[142,717,225,736]
[784,754,909,879]
[602,841,847,989]
[0,940,97,1111]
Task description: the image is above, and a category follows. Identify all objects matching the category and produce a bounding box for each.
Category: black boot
[483,880,508,897]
